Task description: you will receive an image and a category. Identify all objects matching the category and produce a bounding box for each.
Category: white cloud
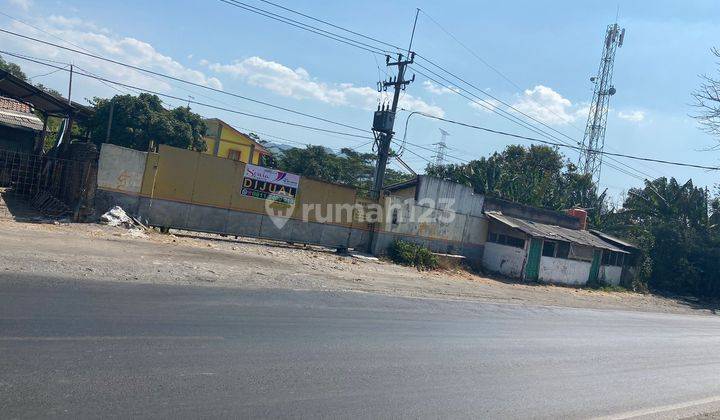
[617,110,646,122]
[2,10,222,97]
[423,80,459,95]
[8,0,31,11]
[511,85,579,125]
[210,57,444,117]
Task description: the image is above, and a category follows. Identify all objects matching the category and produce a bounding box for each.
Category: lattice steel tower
[433,128,449,166]
[580,23,625,185]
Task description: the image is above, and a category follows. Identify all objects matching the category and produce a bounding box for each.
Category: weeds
[388,240,439,271]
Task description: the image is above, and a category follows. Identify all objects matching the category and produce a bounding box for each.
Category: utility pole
[67,64,73,105]
[370,9,419,199]
[105,98,115,143]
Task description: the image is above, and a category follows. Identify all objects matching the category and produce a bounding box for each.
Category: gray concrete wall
[373,176,488,264]
[94,189,369,250]
[599,265,622,286]
[415,175,485,218]
[97,144,147,194]
[482,242,527,278]
[484,196,581,229]
[539,256,591,285]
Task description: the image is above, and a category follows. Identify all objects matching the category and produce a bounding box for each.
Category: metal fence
[0,149,96,218]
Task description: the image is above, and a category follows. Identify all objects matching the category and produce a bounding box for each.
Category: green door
[588,249,602,284]
[525,238,542,281]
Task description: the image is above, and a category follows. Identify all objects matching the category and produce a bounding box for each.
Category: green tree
[276,145,411,192]
[0,55,28,80]
[426,144,599,212]
[613,178,720,296]
[87,94,207,152]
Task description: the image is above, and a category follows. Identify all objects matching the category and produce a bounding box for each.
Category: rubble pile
[99,206,148,238]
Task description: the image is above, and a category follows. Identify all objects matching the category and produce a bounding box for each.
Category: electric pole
[370,9,419,199]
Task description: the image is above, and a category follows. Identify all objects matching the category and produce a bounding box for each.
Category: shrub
[388,240,439,271]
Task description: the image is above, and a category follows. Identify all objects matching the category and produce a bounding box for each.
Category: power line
[410,65,590,158]
[410,64,659,180]
[255,0,404,52]
[207,1,660,182]
[418,9,523,92]
[1,7,691,179]
[27,65,67,80]
[220,1,663,182]
[411,12,666,179]
[0,51,375,142]
[0,27,372,135]
[401,111,720,171]
[218,0,393,55]
[0,11,228,109]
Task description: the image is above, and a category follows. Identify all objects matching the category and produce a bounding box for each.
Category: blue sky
[2,0,720,200]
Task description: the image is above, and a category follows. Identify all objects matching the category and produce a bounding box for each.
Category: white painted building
[482,212,630,286]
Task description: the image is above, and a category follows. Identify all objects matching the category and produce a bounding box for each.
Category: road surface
[2,275,720,419]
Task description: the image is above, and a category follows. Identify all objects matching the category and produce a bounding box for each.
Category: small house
[483,210,630,286]
[0,96,44,154]
[202,118,271,165]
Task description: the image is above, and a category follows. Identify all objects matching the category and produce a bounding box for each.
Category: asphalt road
[2,276,720,419]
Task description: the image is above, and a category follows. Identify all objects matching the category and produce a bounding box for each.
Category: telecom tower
[579,23,625,185]
[433,128,450,166]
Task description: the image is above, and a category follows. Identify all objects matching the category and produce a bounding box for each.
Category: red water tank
[567,208,588,230]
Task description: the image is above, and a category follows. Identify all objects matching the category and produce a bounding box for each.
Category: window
[602,251,610,265]
[569,244,594,261]
[487,231,525,249]
[506,236,525,248]
[556,242,571,259]
[602,250,625,266]
[542,241,556,257]
[227,149,242,161]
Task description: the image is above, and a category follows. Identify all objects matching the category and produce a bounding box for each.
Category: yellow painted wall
[202,119,264,165]
[142,145,363,228]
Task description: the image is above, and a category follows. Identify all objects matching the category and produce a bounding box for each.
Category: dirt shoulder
[0,217,711,315]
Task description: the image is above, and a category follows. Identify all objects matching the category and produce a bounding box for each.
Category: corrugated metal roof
[0,69,92,118]
[0,108,43,131]
[486,211,628,253]
[589,229,639,250]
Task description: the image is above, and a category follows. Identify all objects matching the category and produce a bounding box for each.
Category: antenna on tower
[432,128,450,166]
[579,23,626,187]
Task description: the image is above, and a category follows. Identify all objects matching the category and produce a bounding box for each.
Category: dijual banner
[241,164,300,205]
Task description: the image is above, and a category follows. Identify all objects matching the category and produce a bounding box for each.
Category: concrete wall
[373,176,488,264]
[484,196,581,230]
[140,145,364,228]
[416,176,485,217]
[95,144,148,216]
[97,144,147,194]
[482,242,527,278]
[135,195,368,249]
[95,143,370,250]
[539,256,591,286]
[600,265,623,286]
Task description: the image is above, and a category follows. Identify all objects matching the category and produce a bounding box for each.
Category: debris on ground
[100,206,132,227]
[123,228,148,239]
[350,253,380,262]
[99,206,147,238]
